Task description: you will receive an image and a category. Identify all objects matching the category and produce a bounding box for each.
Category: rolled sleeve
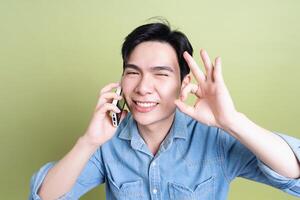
[219,128,300,197]
[28,148,105,200]
[28,161,65,200]
[257,159,300,196]
[257,132,300,196]
[276,133,300,164]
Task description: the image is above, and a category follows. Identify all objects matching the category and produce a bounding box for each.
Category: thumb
[174,99,195,118]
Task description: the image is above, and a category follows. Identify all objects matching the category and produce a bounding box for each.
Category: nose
[134,74,153,96]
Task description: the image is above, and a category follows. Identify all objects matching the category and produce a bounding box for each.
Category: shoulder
[175,111,222,149]
[181,111,220,138]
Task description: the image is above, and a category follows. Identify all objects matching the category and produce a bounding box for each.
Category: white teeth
[136,101,157,108]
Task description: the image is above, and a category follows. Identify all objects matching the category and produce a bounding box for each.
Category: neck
[137,112,175,155]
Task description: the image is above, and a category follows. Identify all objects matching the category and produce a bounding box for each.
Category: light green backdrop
[1,0,300,199]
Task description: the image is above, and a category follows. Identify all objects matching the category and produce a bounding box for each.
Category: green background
[1,0,300,199]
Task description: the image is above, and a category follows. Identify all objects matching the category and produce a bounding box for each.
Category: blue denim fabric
[29,109,300,199]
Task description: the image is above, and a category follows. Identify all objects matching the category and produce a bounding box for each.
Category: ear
[181,74,191,90]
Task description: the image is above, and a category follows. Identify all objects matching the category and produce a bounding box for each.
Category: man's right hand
[37,82,127,200]
[83,82,128,147]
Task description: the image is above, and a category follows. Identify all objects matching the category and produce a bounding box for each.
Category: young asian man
[29,22,300,200]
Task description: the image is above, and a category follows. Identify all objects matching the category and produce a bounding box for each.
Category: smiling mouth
[133,100,158,112]
[134,101,158,107]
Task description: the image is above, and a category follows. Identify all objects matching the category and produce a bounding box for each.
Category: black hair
[121,21,193,81]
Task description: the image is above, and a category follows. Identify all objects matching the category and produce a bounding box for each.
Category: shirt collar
[118,114,145,151]
[171,108,189,140]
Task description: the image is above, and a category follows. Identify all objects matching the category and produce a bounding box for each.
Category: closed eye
[156,73,169,77]
[126,72,139,75]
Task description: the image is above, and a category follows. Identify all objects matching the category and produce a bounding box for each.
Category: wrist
[220,112,246,133]
[78,135,101,151]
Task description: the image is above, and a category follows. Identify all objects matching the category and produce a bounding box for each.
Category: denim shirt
[29,109,300,200]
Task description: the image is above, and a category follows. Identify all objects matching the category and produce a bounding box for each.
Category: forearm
[38,136,99,200]
[223,112,300,179]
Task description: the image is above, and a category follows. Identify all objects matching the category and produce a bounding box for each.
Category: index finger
[183,51,206,85]
[100,82,120,95]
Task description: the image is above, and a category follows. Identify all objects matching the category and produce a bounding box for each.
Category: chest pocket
[168,176,215,200]
[107,176,144,200]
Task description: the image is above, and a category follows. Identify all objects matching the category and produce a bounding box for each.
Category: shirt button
[153,189,157,194]
[152,162,156,166]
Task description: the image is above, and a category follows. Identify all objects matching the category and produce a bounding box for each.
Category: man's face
[121,41,185,127]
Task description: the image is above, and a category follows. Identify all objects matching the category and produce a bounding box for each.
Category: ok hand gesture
[175,50,239,129]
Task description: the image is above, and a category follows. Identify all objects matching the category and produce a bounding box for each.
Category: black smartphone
[111,87,125,127]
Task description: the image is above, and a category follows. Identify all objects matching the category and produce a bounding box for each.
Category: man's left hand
[175,49,239,129]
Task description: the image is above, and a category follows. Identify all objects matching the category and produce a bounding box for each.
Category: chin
[131,112,158,126]
[131,108,176,127]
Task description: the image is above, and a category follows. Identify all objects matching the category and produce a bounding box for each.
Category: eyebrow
[124,64,174,72]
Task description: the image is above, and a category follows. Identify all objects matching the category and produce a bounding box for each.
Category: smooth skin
[121,41,187,154]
